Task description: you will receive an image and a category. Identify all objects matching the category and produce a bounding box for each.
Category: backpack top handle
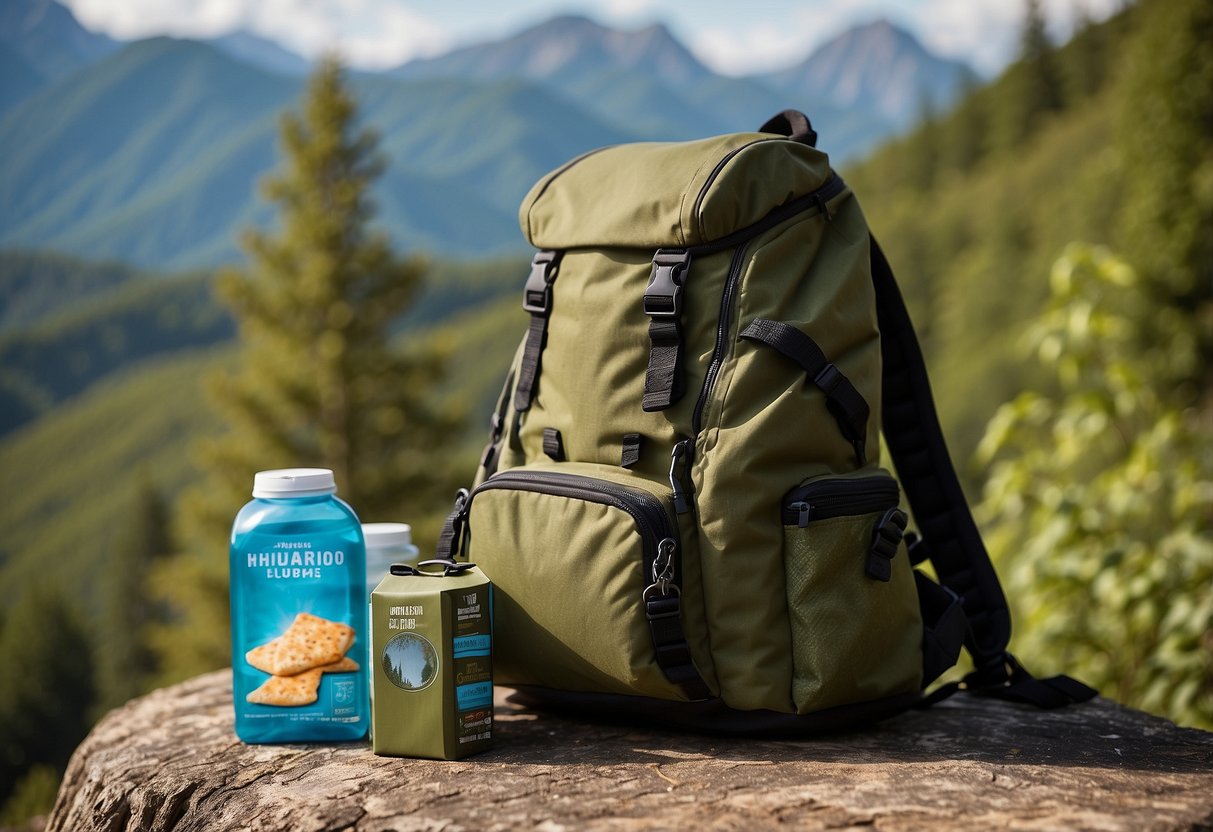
[758,109,818,147]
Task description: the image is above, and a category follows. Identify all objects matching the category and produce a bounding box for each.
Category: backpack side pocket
[781,472,923,713]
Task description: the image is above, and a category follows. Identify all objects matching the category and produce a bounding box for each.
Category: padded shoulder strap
[870,238,1096,708]
[869,238,1010,667]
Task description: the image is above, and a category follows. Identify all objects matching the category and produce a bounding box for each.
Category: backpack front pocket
[463,463,706,701]
[781,472,923,713]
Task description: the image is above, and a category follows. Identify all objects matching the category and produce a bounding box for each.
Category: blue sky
[62,0,1121,76]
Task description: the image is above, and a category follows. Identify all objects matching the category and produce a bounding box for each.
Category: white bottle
[362,523,420,595]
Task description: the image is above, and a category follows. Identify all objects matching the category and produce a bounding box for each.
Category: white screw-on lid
[362,522,413,549]
[252,468,337,498]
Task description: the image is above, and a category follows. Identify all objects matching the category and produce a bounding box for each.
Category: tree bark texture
[48,670,1213,831]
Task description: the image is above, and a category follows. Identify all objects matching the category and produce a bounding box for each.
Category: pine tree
[1018,0,1064,114]
[96,480,172,712]
[991,0,1065,151]
[152,56,463,679]
[1060,3,1108,105]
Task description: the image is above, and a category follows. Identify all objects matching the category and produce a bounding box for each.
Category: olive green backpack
[437,110,1094,732]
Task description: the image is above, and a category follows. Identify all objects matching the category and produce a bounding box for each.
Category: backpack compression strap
[870,238,1097,709]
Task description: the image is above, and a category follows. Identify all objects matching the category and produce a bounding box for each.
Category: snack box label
[371,566,493,759]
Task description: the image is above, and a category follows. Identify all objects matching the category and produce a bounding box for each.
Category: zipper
[689,174,847,439]
[471,469,679,582]
[683,173,849,476]
[688,138,781,234]
[782,476,900,527]
[690,242,750,437]
[688,173,846,256]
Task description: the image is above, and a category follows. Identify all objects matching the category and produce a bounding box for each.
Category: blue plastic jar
[229,468,368,743]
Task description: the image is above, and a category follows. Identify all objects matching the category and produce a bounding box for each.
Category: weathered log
[47,669,1213,831]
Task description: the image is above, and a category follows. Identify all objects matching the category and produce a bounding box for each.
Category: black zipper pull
[668,441,691,514]
[790,500,812,527]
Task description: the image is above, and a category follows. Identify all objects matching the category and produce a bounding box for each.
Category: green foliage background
[0,0,1210,820]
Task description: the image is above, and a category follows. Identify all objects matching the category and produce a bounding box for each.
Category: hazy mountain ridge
[394,15,716,89]
[207,30,312,77]
[761,19,978,127]
[0,0,118,82]
[0,2,975,268]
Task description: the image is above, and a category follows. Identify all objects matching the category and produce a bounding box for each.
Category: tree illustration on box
[383,633,438,691]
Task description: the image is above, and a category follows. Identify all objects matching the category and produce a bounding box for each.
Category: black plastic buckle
[522,250,560,316]
[643,250,690,318]
[866,507,908,581]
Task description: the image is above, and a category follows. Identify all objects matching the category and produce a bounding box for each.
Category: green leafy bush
[978,244,1213,728]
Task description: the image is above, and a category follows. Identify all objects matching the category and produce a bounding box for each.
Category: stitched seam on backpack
[526,145,613,244]
[678,152,721,247]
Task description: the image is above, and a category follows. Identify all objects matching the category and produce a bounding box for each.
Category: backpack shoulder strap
[870,237,1096,708]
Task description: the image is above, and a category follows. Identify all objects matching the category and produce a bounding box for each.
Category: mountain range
[0,0,975,269]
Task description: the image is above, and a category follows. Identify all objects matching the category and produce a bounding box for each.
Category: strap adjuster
[643,250,690,318]
[866,507,908,581]
[813,363,842,395]
[522,250,560,316]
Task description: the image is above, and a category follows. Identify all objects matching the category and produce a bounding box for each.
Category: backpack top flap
[519,132,833,250]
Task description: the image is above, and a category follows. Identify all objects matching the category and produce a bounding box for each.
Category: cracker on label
[318,656,359,673]
[245,668,324,707]
[249,613,356,676]
[245,640,280,674]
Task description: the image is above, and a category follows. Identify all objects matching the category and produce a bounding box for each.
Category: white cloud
[62,0,1126,76]
[603,0,662,18]
[67,0,246,39]
[689,0,916,76]
[693,21,815,76]
[62,0,451,68]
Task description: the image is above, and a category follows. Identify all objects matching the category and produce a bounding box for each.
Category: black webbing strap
[918,654,1098,710]
[620,433,643,468]
[435,488,470,561]
[514,250,561,413]
[641,536,711,700]
[542,427,565,461]
[644,592,712,700]
[642,250,691,412]
[478,368,515,478]
[739,318,869,466]
[870,238,1095,708]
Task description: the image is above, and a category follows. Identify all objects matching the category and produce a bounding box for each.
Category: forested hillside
[847,0,1212,726]
[1,0,1210,823]
[846,2,1150,471]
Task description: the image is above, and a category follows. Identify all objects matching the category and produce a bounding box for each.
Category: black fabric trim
[914,570,967,687]
[506,686,922,737]
[740,318,869,466]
